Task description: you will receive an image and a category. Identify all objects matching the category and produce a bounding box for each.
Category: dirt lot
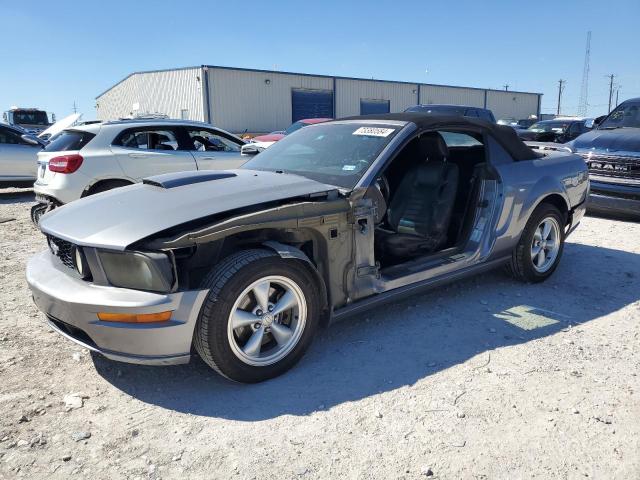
[0,190,639,479]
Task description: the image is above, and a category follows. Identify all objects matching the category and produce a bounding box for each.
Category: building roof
[96,64,543,99]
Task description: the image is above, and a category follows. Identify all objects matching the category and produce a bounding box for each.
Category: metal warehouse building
[96,65,542,133]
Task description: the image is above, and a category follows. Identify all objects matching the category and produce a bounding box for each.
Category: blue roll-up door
[360,99,391,115]
[291,89,334,122]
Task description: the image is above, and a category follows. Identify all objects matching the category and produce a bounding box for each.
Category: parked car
[0,113,84,188]
[31,119,247,222]
[405,104,496,122]
[498,118,537,130]
[26,113,588,383]
[517,119,591,144]
[568,97,640,217]
[0,123,44,187]
[251,118,333,143]
[516,118,537,129]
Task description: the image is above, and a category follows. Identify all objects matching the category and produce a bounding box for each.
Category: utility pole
[607,74,615,113]
[503,84,509,91]
[72,101,77,114]
[557,79,565,115]
[615,86,620,108]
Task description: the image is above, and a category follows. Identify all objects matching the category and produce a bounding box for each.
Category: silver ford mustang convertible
[26,113,589,382]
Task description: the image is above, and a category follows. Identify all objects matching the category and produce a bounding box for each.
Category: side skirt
[330,256,510,323]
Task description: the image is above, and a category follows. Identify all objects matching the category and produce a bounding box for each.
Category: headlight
[97,250,174,292]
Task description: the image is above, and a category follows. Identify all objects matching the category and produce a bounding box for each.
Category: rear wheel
[509,203,565,282]
[84,179,132,196]
[194,249,321,383]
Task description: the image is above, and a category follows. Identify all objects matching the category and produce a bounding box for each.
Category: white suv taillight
[48,154,83,174]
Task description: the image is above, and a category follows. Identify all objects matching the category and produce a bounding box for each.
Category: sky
[1,0,638,121]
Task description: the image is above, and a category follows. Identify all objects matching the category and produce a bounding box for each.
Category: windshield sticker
[352,127,395,137]
[342,165,356,171]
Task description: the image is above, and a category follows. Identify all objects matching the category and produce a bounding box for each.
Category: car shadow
[0,190,35,205]
[93,241,640,421]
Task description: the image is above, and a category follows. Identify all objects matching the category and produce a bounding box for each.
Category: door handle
[200,156,216,160]
[129,153,147,158]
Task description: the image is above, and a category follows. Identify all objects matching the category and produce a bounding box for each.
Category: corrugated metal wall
[486,90,539,120]
[335,79,417,117]
[419,85,486,108]
[208,68,333,133]
[96,67,205,121]
[96,66,542,132]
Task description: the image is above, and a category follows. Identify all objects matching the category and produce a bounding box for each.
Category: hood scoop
[143,171,237,189]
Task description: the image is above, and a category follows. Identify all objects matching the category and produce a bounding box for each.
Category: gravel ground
[1,190,639,479]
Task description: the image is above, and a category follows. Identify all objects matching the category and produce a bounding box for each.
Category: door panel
[111,146,197,180]
[111,128,197,180]
[184,128,247,170]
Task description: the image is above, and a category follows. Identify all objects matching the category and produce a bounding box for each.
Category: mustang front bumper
[26,250,208,365]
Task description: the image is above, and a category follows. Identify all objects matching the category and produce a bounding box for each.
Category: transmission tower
[577,31,591,117]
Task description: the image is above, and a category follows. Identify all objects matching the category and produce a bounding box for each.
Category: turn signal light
[49,154,83,174]
[97,311,172,323]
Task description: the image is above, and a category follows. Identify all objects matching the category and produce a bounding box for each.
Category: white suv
[32,119,248,222]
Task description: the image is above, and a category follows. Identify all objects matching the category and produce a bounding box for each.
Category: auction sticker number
[352,127,395,137]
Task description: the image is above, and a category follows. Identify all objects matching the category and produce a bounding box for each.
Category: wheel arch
[262,240,330,325]
[81,177,135,197]
[519,176,571,228]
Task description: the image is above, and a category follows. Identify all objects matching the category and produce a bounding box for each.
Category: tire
[30,203,49,226]
[194,249,322,383]
[509,203,566,283]
[85,180,132,196]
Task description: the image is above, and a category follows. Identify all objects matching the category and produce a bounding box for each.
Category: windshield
[599,102,640,129]
[13,110,49,126]
[284,121,307,135]
[528,121,568,133]
[241,122,401,188]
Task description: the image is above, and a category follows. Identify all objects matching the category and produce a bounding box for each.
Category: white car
[240,140,276,155]
[32,119,248,222]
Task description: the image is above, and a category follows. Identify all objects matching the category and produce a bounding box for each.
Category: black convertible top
[339,112,539,161]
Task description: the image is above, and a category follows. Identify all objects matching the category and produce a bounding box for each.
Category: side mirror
[21,134,45,147]
[593,115,606,127]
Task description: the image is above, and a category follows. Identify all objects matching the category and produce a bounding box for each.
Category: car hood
[252,133,285,142]
[572,128,640,154]
[37,113,82,139]
[39,169,336,250]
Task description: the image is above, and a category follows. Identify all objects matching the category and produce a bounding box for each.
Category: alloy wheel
[227,275,307,366]
[530,217,561,273]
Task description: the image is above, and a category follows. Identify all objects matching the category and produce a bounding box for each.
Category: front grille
[47,235,75,270]
[580,153,640,180]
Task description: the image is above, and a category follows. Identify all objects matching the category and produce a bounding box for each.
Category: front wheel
[509,203,566,283]
[194,249,321,383]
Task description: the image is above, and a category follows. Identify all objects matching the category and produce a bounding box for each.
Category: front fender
[262,240,330,325]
